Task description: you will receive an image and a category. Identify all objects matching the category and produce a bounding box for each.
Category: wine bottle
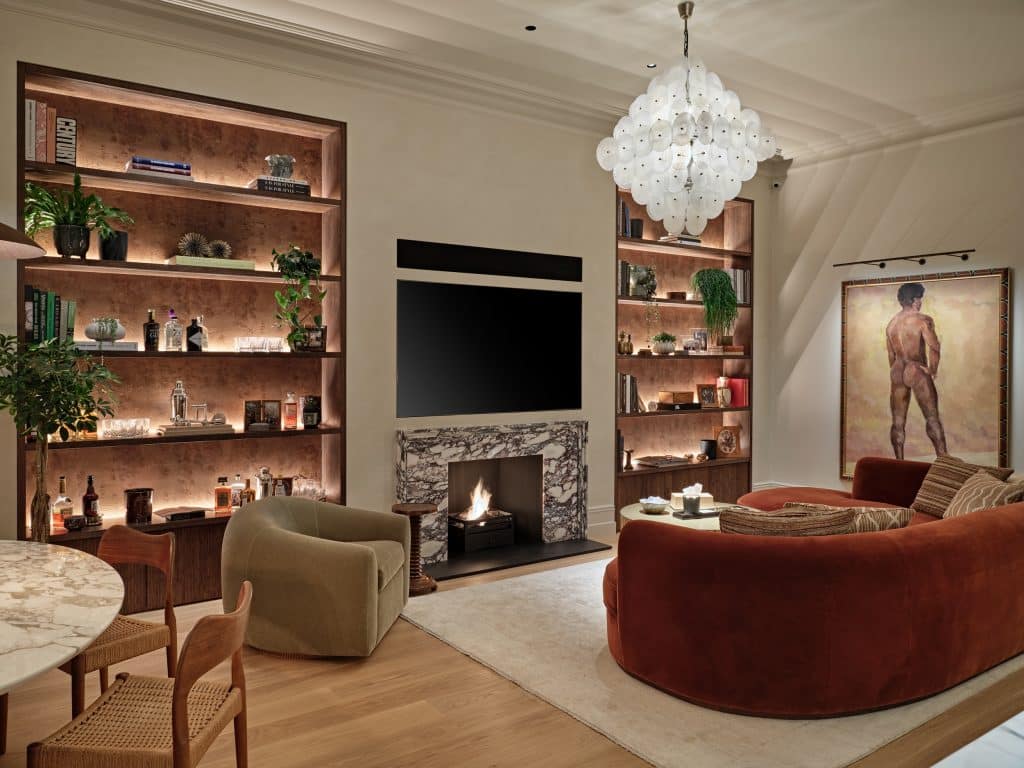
[186,318,203,352]
[143,309,160,352]
[82,475,99,521]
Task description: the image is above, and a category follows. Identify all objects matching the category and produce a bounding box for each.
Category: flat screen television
[397,280,582,417]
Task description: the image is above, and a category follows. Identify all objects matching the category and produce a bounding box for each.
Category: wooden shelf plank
[29,426,342,451]
[21,256,341,284]
[24,162,341,213]
[79,350,343,359]
[617,354,750,361]
[619,456,751,477]
[617,296,752,309]
[616,406,751,420]
[617,236,752,260]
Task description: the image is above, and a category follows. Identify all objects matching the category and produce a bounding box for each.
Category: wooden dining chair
[60,524,178,716]
[28,581,253,768]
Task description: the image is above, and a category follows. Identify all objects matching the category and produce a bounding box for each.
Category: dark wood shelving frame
[616,406,751,420]
[15,63,347,610]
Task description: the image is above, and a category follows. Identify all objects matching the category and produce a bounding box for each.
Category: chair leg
[1,692,8,756]
[166,642,176,678]
[233,708,248,768]
[99,667,109,692]
[70,656,86,718]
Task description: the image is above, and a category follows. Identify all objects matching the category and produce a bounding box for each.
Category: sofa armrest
[851,457,931,507]
[316,504,410,548]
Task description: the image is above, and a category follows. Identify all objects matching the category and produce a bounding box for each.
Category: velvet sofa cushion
[720,506,854,536]
[737,486,899,511]
[784,502,913,532]
[850,457,932,508]
[943,471,1024,519]
[911,455,1014,518]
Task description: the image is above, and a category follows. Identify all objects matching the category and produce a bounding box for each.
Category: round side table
[391,503,439,596]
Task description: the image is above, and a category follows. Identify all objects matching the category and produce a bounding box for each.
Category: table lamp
[0,222,44,259]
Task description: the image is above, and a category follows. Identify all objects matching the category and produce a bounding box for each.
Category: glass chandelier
[596,1,777,236]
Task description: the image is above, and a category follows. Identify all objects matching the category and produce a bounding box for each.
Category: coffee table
[619,501,754,531]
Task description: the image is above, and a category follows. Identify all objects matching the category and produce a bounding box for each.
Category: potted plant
[24,173,133,259]
[0,336,118,542]
[651,331,677,355]
[272,244,326,351]
[692,268,738,346]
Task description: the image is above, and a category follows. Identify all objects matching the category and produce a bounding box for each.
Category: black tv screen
[397,280,582,417]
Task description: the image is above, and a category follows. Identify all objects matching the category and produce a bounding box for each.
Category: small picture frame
[271,476,293,496]
[715,425,742,456]
[697,384,718,407]
[243,400,264,431]
[690,328,708,351]
[262,400,282,430]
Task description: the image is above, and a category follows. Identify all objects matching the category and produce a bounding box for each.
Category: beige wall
[765,118,1024,487]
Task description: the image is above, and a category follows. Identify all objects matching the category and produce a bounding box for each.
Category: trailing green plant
[24,173,133,240]
[652,331,676,343]
[692,268,738,343]
[272,244,326,350]
[0,336,118,542]
[632,265,660,327]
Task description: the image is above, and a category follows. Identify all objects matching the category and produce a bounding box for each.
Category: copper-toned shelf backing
[22,256,341,283]
[24,162,341,213]
[618,456,751,477]
[29,426,342,451]
[617,237,752,260]
[617,406,751,420]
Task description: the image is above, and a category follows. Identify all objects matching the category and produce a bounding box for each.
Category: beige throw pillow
[910,456,1014,518]
[720,507,854,537]
[783,502,913,532]
[943,471,1024,519]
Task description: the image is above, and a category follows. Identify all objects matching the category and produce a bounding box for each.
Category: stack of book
[727,267,752,304]
[23,286,75,343]
[247,175,311,197]
[126,156,192,178]
[727,377,750,408]
[617,373,644,415]
[24,99,76,165]
[616,198,632,237]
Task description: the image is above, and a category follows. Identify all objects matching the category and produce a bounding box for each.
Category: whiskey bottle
[301,395,321,429]
[143,309,160,352]
[186,318,203,352]
[82,475,99,521]
[164,308,183,351]
[283,392,298,430]
[230,473,245,509]
[52,475,73,531]
[239,478,256,507]
[214,476,232,513]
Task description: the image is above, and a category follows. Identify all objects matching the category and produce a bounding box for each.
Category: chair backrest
[98,524,176,620]
[171,581,253,762]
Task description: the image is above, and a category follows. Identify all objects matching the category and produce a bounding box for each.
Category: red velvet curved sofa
[604,457,1024,717]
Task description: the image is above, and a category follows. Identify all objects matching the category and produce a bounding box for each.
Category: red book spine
[46,106,57,164]
[728,378,749,408]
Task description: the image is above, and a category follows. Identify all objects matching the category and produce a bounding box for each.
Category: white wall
[765,118,1024,487]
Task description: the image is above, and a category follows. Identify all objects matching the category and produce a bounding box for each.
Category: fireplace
[447,456,543,554]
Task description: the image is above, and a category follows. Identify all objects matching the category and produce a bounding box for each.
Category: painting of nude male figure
[840,269,1010,479]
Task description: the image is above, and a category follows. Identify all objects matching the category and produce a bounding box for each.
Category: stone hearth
[396,421,588,563]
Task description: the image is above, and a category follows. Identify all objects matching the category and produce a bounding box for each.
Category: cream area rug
[402,559,1024,768]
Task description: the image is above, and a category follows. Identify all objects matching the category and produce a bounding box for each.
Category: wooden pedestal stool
[392,503,439,596]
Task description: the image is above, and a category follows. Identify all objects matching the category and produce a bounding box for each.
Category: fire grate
[448,507,514,553]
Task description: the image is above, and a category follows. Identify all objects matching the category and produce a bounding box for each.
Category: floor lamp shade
[0,223,45,259]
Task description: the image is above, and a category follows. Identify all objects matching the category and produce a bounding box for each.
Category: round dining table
[0,540,124,754]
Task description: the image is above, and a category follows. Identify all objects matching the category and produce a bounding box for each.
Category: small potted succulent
[651,331,677,355]
[272,244,326,351]
[24,173,133,259]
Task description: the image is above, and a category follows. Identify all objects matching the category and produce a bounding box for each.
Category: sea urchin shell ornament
[209,239,233,260]
[177,232,211,259]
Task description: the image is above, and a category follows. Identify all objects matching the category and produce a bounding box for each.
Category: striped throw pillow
[910,456,1014,519]
[783,502,913,532]
[943,471,1024,518]
[720,507,854,537]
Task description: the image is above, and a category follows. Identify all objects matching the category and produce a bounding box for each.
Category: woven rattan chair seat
[60,614,172,674]
[31,675,241,768]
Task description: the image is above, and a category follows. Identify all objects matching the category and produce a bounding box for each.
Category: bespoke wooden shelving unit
[15,63,346,610]
[614,192,754,526]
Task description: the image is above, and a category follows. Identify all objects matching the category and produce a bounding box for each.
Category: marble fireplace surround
[396,421,588,563]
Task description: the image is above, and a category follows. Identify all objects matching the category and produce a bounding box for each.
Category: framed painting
[840,268,1010,479]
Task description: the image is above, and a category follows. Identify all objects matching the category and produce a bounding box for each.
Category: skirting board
[587,505,615,534]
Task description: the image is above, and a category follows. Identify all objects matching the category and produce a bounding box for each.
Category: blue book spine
[131,156,191,170]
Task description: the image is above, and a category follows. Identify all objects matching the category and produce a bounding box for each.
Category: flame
[465,477,491,521]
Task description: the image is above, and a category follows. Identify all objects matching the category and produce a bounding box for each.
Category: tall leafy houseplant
[0,336,118,542]
[692,268,739,344]
[24,173,133,258]
[272,245,326,351]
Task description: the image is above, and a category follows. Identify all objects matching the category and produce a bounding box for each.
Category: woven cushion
[30,674,241,768]
[911,456,1014,518]
[784,502,913,532]
[720,507,854,537]
[60,615,172,675]
[943,471,1024,519]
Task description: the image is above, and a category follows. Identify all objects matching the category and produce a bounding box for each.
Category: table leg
[407,515,437,597]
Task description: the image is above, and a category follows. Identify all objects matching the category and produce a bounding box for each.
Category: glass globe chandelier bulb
[614,115,634,138]
[650,119,672,151]
[647,196,666,222]
[597,137,617,171]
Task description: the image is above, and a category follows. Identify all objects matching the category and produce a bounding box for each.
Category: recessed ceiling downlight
[524,24,537,31]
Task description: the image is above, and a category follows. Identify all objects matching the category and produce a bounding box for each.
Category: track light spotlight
[878,262,886,268]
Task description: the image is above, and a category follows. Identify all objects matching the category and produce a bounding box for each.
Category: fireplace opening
[447,455,543,555]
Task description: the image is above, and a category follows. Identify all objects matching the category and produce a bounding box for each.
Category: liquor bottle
[82,475,99,521]
[186,318,203,352]
[283,392,298,430]
[239,478,256,507]
[143,309,160,352]
[198,314,209,350]
[230,473,245,509]
[164,308,183,351]
[214,476,232,513]
[52,475,73,530]
[301,395,321,429]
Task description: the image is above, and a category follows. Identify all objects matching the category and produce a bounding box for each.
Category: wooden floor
[2,525,1020,767]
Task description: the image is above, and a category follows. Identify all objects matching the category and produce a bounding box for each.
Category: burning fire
[466,478,492,521]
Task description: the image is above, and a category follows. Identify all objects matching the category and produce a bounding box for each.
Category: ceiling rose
[596,1,777,236]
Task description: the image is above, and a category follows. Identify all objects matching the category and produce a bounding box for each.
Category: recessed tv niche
[397,280,582,417]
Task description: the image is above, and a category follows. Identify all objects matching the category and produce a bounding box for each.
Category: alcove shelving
[614,191,754,526]
[15,63,346,611]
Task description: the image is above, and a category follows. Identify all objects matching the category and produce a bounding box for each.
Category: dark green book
[32,288,42,343]
[45,291,55,341]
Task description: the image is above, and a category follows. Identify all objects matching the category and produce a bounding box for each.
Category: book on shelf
[130,156,191,170]
[659,234,702,245]
[727,377,750,408]
[35,101,47,162]
[74,341,139,351]
[165,255,256,270]
[126,160,192,176]
[617,372,644,415]
[246,176,311,196]
[634,454,691,468]
[45,106,57,164]
[25,286,76,343]
[726,267,752,304]
[24,99,35,161]
[617,260,631,297]
[25,102,78,165]
[55,117,77,166]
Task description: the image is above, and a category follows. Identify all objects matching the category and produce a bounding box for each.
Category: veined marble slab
[0,541,124,693]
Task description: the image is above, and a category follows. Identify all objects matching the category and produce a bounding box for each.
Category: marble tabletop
[0,541,124,694]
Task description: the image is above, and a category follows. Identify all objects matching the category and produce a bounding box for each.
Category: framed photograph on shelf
[697,384,718,407]
[840,269,1010,479]
[715,425,742,457]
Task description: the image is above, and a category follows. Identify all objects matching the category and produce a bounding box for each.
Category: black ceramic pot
[700,438,718,461]
[100,230,129,261]
[53,225,90,258]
